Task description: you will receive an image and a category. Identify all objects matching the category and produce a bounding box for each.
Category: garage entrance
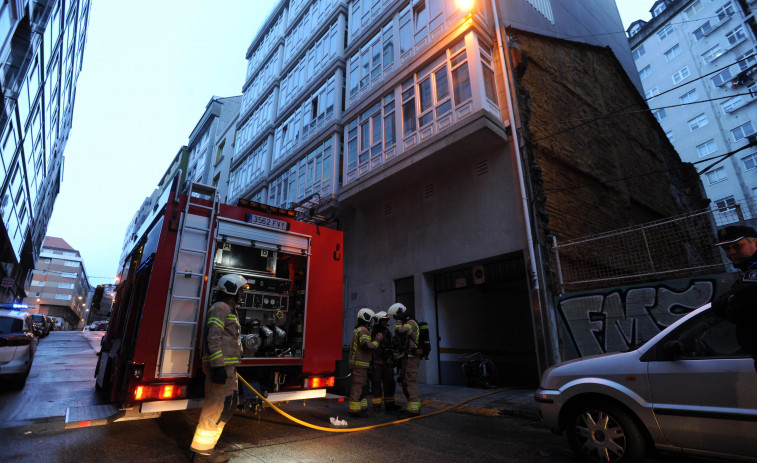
[434,254,538,387]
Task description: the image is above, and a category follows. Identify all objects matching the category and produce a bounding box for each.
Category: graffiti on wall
[557,279,716,357]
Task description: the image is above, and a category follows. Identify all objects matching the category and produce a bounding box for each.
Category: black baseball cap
[714,225,757,246]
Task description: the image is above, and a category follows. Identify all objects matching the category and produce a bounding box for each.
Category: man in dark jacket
[712,225,757,372]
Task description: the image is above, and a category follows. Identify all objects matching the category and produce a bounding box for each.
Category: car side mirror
[663,340,684,360]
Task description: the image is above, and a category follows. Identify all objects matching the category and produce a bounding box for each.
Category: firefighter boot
[192,449,229,463]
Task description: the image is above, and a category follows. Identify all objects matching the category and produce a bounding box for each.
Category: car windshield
[0,316,23,334]
[31,314,44,322]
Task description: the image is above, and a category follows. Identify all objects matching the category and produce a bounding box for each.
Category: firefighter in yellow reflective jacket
[348,308,382,417]
[190,274,249,463]
[388,302,421,417]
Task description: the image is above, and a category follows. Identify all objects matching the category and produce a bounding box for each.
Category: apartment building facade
[628,0,757,223]
[0,0,90,304]
[119,96,241,265]
[24,236,90,329]
[228,0,703,385]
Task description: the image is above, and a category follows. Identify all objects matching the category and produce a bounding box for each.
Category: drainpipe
[490,0,556,373]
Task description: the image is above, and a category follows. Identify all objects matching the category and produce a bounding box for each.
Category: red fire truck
[65,179,343,428]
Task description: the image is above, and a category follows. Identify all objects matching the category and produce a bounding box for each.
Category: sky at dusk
[45,0,653,284]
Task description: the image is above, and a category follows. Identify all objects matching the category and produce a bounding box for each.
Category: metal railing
[549,199,757,294]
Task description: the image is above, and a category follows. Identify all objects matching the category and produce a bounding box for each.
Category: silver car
[536,303,757,463]
[0,309,38,388]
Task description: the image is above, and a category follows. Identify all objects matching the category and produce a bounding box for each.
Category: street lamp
[456,0,474,10]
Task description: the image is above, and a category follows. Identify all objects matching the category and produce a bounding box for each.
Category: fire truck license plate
[247,213,289,231]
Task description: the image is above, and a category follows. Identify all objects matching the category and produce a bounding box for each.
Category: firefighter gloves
[210,366,228,384]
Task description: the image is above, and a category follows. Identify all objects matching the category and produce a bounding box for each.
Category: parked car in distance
[536,303,757,463]
[30,314,51,338]
[0,309,38,388]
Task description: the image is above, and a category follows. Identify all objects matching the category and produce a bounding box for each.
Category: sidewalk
[417,384,539,420]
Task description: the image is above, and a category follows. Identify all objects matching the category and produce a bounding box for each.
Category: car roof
[0,309,32,320]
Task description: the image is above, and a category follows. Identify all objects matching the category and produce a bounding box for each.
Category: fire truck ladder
[157,182,218,378]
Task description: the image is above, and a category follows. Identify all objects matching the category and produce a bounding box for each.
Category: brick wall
[509,30,710,291]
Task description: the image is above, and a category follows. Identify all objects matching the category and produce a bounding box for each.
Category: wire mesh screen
[549,199,754,293]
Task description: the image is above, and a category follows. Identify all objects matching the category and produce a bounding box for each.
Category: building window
[64,260,78,267]
[653,2,667,16]
[480,45,497,104]
[58,282,74,289]
[726,26,746,46]
[632,45,645,61]
[706,166,728,184]
[688,113,708,131]
[43,258,50,263]
[658,24,673,40]
[702,45,725,63]
[715,2,735,21]
[711,68,732,87]
[714,195,740,225]
[653,108,666,122]
[54,294,72,300]
[721,95,744,113]
[665,130,675,142]
[736,52,757,72]
[732,121,755,141]
[743,153,757,171]
[215,140,225,164]
[268,137,335,207]
[31,280,43,286]
[639,65,652,80]
[680,89,698,104]
[693,22,712,41]
[645,87,660,100]
[672,66,690,84]
[61,272,77,278]
[684,1,703,18]
[664,44,681,62]
[697,139,718,157]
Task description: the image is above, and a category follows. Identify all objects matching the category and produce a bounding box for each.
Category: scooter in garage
[459,352,497,388]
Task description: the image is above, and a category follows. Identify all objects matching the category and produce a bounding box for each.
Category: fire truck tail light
[133,384,183,401]
[304,376,335,389]
[160,385,175,399]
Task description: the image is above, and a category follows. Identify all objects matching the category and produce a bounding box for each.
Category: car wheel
[565,400,645,463]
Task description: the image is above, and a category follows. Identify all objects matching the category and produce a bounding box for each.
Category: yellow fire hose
[237,373,512,432]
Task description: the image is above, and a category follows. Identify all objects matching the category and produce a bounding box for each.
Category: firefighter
[348,308,382,417]
[370,311,400,412]
[190,274,249,463]
[388,302,421,417]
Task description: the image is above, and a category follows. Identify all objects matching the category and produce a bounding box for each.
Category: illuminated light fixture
[160,385,174,399]
[456,0,474,11]
[134,385,145,400]
[304,376,336,389]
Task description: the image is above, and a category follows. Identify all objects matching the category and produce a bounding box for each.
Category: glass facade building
[0,0,90,304]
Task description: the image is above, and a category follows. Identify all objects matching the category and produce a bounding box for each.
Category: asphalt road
[0,331,724,463]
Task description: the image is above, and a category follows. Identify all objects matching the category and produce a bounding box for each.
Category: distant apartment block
[25,236,90,329]
[628,0,757,223]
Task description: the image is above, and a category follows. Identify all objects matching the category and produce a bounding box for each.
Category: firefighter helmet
[357,308,375,323]
[387,302,407,319]
[217,274,249,296]
[373,311,388,321]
